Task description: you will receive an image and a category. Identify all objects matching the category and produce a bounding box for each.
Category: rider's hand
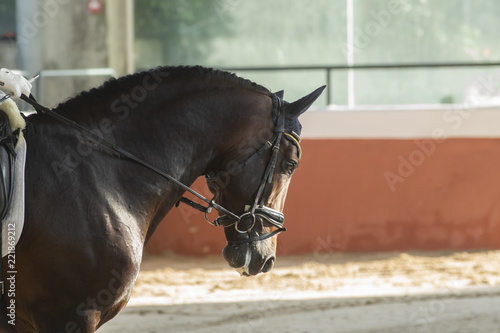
[0,68,32,98]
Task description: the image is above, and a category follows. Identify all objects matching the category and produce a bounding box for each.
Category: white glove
[0,68,32,98]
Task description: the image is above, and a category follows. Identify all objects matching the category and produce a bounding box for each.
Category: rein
[20,93,290,245]
[20,94,240,219]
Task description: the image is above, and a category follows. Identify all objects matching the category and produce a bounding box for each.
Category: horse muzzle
[222,242,276,276]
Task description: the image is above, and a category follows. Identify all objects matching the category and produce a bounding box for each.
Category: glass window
[352,0,500,105]
[135,0,500,106]
[135,0,345,105]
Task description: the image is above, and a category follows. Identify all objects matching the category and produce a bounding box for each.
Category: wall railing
[224,62,500,105]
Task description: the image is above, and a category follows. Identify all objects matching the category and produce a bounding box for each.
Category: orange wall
[146,138,500,256]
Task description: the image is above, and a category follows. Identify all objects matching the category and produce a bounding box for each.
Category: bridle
[20,92,296,246]
[182,94,300,245]
[204,96,297,245]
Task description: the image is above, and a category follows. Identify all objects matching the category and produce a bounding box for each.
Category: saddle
[0,110,16,221]
[0,98,24,323]
[0,97,26,258]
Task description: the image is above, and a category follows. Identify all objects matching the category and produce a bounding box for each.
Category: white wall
[300,105,500,139]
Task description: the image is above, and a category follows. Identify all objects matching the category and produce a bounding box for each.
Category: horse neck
[43,84,272,242]
[59,83,273,175]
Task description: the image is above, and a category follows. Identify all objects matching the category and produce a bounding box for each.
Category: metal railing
[224,62,500,105]
[15,63,500,106]
[36,68,116,99]
[27,68,117,106]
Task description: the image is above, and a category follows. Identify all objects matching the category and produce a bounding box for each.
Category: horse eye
[283,160,298,175]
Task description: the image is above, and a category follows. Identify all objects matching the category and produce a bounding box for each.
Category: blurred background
[2,0,500,107]
[2,0,500,256]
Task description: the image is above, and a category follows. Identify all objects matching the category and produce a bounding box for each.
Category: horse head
[206,86,325,276]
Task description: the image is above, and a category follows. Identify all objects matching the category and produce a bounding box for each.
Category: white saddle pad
[2,136,26,257]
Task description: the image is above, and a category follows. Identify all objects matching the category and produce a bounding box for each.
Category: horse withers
[4,66,324,332]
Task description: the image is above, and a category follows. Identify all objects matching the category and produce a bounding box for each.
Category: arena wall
[146,106,500,255]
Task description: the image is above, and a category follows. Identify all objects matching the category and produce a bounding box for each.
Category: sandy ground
[99,250,500,333]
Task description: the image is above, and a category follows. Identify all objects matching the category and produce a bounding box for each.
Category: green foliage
[0,0,16,35]
[135,0,233,66]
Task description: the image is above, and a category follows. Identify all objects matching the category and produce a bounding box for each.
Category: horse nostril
[262,256,275,273]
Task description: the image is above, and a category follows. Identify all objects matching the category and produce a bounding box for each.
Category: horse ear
[287,85,326,118]
[274,90,284,99]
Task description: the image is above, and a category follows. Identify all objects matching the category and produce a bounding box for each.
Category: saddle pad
[2,135,26,257]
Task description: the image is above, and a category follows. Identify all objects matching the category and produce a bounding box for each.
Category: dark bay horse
[2,66,324,332]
